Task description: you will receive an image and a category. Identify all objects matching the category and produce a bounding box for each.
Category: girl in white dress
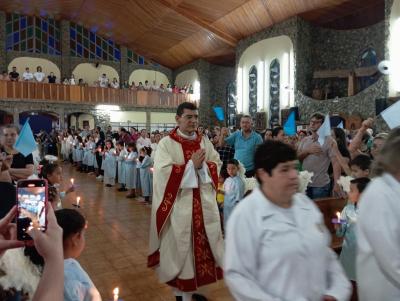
[124,142,138,198]
[116,142,127,191]
[101,140,117,187]
[55,209,101,301]
[139,146,153,204]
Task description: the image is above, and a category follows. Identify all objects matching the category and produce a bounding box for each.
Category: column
[120,46,129,84]
[146,111,151,132]
[13,109,20,125]
[61,20,71,79]
[0,11,7,73]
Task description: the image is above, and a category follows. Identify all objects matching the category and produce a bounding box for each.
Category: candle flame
[70,178,74,185]
[77,196,80,205]
[336,212,341,220]
[113,287,119,295]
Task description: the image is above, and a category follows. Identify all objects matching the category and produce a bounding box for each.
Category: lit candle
[150,167,154,173]
[336,212,341,221]
[76,196,80,207]
[113,287,119,301]
[70,178,74,186]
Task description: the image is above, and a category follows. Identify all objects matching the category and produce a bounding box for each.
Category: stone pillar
[146,111,151,132]
[61,20,71,79]
[120,46,129,84]
[0,11,7,73]
[198,60,211,126]
[13,109,20,125]
[58,107,65,129]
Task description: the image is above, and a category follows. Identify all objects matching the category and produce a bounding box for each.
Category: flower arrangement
[0,249,41,299]
[298,171,314,194]
[337,176,354,193]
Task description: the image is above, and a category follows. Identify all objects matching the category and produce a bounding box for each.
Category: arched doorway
[19,111,59,134]
[0,110,14,126]
[68,112,95,130]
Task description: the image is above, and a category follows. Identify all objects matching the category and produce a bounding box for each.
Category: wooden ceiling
[0,0,384,68]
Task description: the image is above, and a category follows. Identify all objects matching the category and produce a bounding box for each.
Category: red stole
[148,127,222,291]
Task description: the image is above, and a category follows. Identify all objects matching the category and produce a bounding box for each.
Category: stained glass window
[70,22,121,61]
[269,59,280,127]
[358,47,379,91]
[249,66,258,119]
[127,49,159,66]
[227,81,237,128]
[5,13,61,55]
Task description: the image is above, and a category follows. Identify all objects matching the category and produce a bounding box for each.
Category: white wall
[129,70,169,86]
[72,63,119,86]
[8,57,61,82]
[389,0,400,97]
[237,35,295,118]
[150,112,176,123]
[175,69,199,87]
[75,114,95,129]
[109,111,146,123]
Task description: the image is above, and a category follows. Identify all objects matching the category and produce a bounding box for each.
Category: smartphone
[16,179,48,240]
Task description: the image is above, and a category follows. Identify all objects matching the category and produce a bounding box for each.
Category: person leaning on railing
[0,71,10,81]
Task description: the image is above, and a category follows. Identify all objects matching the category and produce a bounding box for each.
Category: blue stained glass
[138,56,144,65]
[13,32,19,43]
[21,17,27,29]
[96,46,102,57]
[41,20,48,31]
[49,36,54,47]
[108,39,113,45]
[77,43,83,55]
[90,31,95,42]
[55,49,61,55]
[49,48,54,55]
[70,28,76,39]
[6,34,13,49]
[115,49,120,60]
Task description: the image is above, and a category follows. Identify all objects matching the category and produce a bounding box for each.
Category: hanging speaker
[378,60,392,75]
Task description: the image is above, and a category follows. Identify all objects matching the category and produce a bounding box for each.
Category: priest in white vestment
[148,102,223,301]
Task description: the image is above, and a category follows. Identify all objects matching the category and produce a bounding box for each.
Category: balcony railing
[0,81,195,108]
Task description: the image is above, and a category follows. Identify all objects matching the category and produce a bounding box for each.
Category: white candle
[76,196,80,206]
[70,178,74,186]
[113,287,119,301]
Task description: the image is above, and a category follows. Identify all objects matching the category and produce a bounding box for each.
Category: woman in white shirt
[225,140,351,301]
[110,78,119,89]
[357,128,400,301]
[33,66,45,82]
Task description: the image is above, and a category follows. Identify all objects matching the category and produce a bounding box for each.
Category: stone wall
[297,77,389,132]
[0,11,6,73]
[173,59,235,125]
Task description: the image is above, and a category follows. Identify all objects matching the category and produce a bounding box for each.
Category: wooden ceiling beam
[156,0,238,48]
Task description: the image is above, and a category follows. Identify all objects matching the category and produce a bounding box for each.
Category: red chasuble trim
[149,127,223,290]
[155,163,186,236]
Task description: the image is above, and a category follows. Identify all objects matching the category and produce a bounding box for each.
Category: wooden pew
[314,197,347,252]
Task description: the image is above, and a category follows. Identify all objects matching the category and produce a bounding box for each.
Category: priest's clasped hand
[191,149,206,169]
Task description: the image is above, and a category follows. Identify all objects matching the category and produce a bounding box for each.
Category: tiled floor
[61,164,234,301]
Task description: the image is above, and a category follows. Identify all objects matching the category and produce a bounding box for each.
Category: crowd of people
[0,67,194,94]
[0,101,399,301]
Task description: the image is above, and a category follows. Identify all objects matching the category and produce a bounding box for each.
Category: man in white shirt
[33,66,46,82]
[22,67,34,81]
[144,80,150,90]
[98,74,109,88]
[136,129,151,151]
[110,78,119,89]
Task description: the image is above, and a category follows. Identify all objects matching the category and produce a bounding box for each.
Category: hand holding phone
[16,179,48,241]
[0,206,25,256]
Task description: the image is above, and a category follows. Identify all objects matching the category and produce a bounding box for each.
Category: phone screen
[17,182,47,240]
